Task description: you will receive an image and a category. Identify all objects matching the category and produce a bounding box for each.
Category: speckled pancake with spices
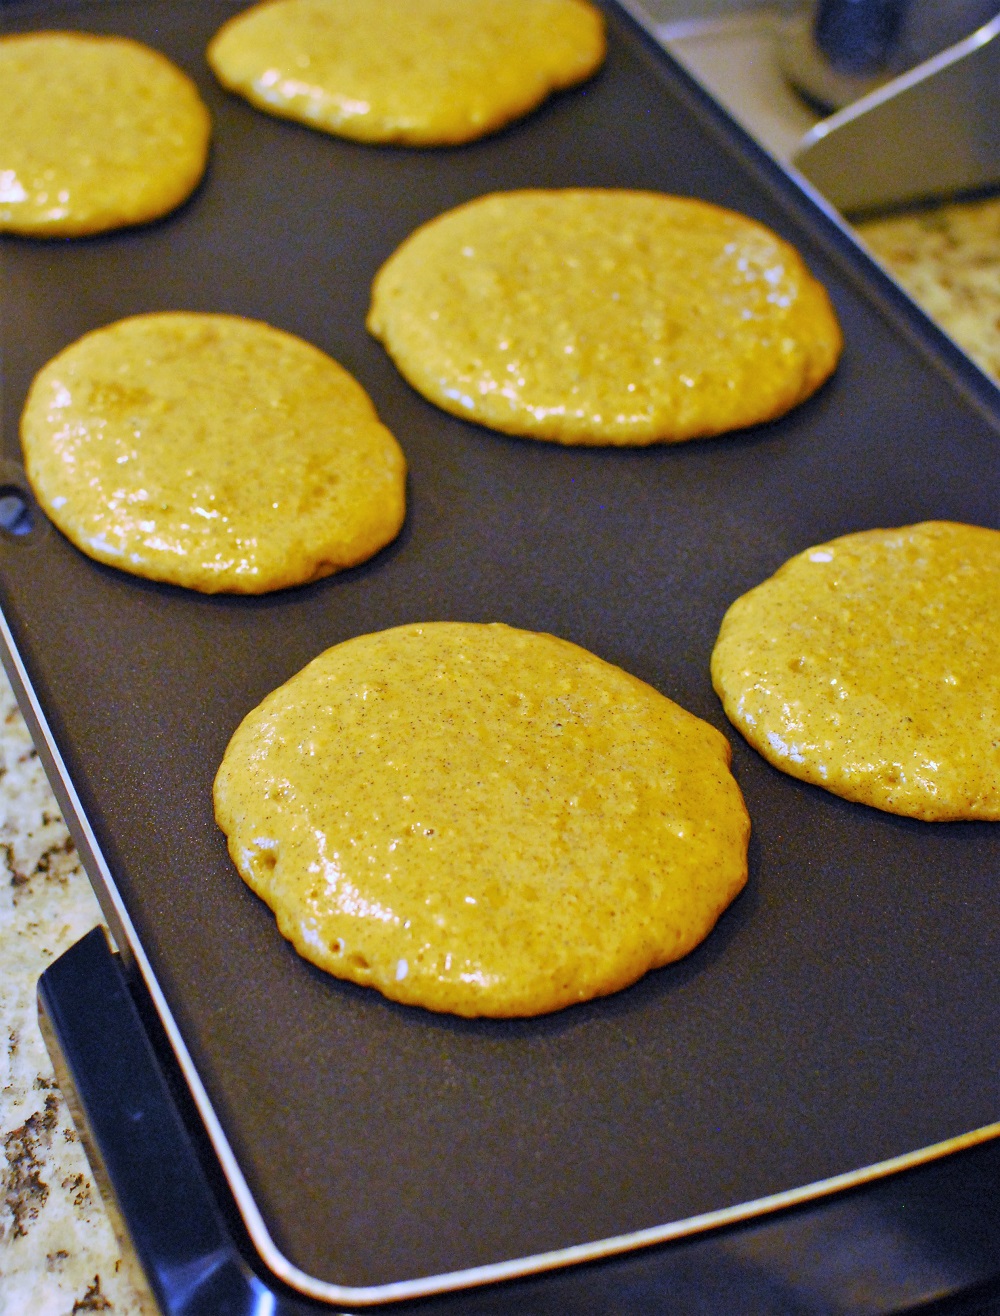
[0,32,210,237]
[207,0,605,145]
[20,313,406,593]
[367,189,842,445]
[214,622,750,1017]
[712,521,1000,821]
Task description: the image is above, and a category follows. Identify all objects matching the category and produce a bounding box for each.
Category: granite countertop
[2,192,998,1314]
[0,678,154,1315]
[857,193,1000,382]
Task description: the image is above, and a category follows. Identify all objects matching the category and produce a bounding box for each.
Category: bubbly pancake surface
[207,0,605,145]
[21,313,406,594]
[367,189,843,445]
[0,32,210,237]
[214,622,750,1017]
[711,522,1000,821]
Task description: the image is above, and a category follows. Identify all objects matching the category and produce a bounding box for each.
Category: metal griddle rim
[5,0,1000,1304]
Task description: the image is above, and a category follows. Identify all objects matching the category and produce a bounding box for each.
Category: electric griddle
[2,0,1000,1309]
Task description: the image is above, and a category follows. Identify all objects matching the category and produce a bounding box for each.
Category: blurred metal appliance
[639,0,1000,212]
[789,6,1000,211]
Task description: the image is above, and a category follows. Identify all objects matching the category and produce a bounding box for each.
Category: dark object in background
[815,0,910,75]
[782,0,1000,107]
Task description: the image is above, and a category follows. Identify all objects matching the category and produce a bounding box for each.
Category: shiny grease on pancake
[368,189,843,445]
[0,32,210,237]
[21,313,406,594]
[214,623,750,1017]
[712,522,1000,821]
[207,0,605,146]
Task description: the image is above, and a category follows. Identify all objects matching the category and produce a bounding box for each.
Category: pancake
[711,522,1000,821]
[367,189,843,445]
[207,0,605,146]
[20,313,406,594]
[0,32,210,237]
[214,622,750,1017]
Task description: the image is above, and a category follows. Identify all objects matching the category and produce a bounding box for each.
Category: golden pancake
[207,0,604,146]
[21,313,406,594]
[0,32,210,237]
[367,189,843,445]
[214,622,750,1017]
[711,522,1000,821]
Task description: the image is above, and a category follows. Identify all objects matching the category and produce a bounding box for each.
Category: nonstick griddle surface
[2,0,1000,1296]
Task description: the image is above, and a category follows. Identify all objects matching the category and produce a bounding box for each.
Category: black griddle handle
[36,925,303,1316]
[37,927,1000,1316]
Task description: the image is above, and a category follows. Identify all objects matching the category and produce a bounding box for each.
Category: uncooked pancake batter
[207,0,605,145]
[214,622,750,1017]
[711,521,1000,820]
[0,32,210,237]
[20,313,406,593]
[367,189,843,444]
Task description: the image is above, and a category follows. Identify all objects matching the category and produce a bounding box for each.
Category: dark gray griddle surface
[2,0,1000,1295]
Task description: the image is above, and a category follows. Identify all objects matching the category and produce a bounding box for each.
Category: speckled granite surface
[858,193,1000,383]
[1,191,997,1314]
[0,674,151,1315]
